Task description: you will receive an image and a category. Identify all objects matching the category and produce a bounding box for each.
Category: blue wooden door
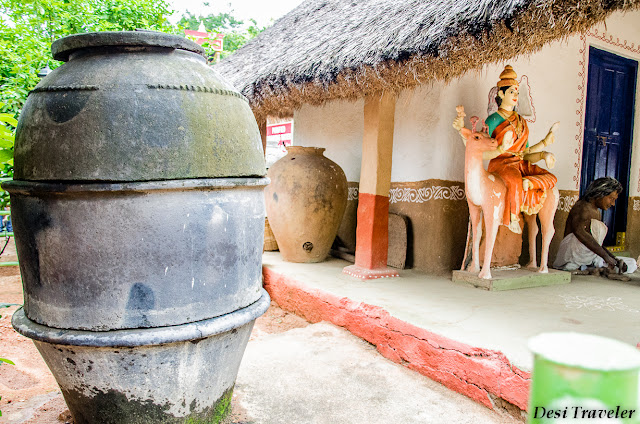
[580,47,638,246]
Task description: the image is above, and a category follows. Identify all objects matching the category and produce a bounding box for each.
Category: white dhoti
[553,219,637,274]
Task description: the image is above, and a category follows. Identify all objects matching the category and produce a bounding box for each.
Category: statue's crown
[497,65,519,88]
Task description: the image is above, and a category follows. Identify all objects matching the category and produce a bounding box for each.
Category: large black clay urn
[5,30,269,423]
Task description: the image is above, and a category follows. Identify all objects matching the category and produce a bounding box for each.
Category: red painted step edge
[263,266,531,411]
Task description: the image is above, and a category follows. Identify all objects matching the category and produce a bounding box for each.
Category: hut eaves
[215,0,640,122]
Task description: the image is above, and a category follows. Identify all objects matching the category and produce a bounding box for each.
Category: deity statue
[482,65,558,233]
[454,65,560,278]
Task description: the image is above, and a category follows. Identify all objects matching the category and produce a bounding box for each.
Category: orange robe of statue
[487,113,557,230]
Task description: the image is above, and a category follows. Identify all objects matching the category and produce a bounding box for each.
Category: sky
[168,0,305,28]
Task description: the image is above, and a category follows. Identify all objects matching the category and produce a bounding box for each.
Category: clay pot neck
[286,146,326,156]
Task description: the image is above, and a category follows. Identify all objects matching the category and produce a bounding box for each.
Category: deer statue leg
[536,187,559,273]
[479,204,501,279]
[468,204,482,274]
[524,213,539,269]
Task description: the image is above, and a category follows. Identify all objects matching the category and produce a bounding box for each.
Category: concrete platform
[262,252,640,413]
[452,268,571,291]
[235,321,520,423]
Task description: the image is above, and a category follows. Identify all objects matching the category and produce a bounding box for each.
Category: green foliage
[179,10,244,32]
[0,0,177,110]
[0,103,14,207]
[178,11,266,60]
[0,302,18,417]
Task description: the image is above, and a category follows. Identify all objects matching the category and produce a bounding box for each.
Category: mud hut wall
[293,99,364,251]
[389,81,478,273]
[389,46,586,273]
[289,10,640,272]
[389,10,640,272]
[504,10,640,259]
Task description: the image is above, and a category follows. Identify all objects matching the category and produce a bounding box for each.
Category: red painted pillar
[343,92,399,280]
[354,193,389,269]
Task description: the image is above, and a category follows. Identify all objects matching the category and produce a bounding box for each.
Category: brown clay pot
[265,146,347,262]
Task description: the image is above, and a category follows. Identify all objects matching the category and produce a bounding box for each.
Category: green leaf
[0,114,17,126]
[0,150,13,163]
[0,358,15,365]
[0,126,13,137]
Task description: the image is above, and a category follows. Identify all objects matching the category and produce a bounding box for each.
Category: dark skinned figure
[553,177,637,278]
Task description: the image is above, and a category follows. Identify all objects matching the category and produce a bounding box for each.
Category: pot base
[13,290,270,423]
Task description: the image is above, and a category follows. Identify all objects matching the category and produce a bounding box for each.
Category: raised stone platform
[452,268,571,291]
[261,252,640,415]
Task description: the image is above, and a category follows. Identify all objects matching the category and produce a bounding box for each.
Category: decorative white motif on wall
[575,29,640,191]
[389,186,465,204]
[559,295,639,313]
[634,199,640,211]
[347,187,359,201]
[558,194,579,212]
[519,75,536,123]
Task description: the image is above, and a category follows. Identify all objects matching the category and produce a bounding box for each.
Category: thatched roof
[215,0,640,122]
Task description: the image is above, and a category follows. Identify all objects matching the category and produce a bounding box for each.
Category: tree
[178,10,266,60]
[0,0,177,113]
[0,103,16,207]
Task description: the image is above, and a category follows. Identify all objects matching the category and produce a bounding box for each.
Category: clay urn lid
[13,30,265,182]
[52,30,206,62]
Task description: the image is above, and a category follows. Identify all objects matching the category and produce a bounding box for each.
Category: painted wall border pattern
[558,194,579,213]
[575,29,640,191]
[574,34,588,190]
[389,186,465,204]
[346,185,467,203]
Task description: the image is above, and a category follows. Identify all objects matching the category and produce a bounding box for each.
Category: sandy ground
[0,236,310,423]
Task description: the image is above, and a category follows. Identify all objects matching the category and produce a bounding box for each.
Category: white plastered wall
[293,99,364,182]
[293,9,640,191]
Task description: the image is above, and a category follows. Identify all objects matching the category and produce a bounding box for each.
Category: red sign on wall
[265,121,294,167]
[266,122,293,139]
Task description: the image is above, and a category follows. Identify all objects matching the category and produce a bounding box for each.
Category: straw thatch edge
[226,1,640,123]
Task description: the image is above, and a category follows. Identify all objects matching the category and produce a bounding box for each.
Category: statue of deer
[456,106,559,279]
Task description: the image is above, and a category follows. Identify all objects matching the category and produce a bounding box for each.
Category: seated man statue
[553,177,637,274]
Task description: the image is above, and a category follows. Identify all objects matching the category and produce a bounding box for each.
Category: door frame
[580,45,638,246]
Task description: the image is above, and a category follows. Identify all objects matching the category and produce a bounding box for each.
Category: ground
[0,238,519,424]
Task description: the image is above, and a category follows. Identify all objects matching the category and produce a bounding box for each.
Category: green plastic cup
[528,332,640,424]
